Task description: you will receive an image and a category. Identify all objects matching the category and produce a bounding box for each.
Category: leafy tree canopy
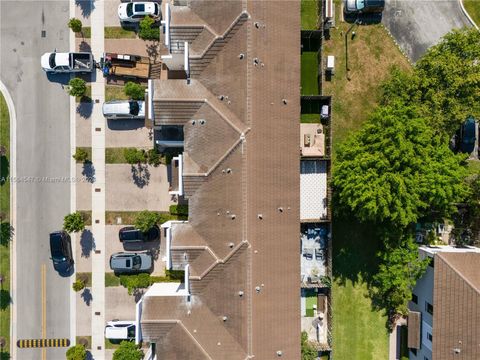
[124,82,145,101]
[64,212,86,233]
[301,331,318,360]
[68,18,83,33]
[66,344,87,360]
[134,210,160,232]
[112,341,143,360]
[372,237,429,315]
[68,78,87,97]
[333,102,468,227]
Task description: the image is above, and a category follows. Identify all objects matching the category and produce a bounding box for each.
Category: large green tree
[371,237,429,316]
[112,341,143,360]
[333,102,468,227]
[66,344,87,360]
[382,28,480,135]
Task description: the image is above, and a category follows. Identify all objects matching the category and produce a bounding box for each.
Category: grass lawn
[105,148,129,164]
[305,292,317,317]
[0,92,10,355]
[105,85,130,102]
[105,211,177,226]
[301,114,321,123]
[322,1,411,147]
[105,26,137,39]
[301,0,319,30]
[77,272,92,287]
[464,0,480,26]
[301,51,319,95]
[105,272,121,287]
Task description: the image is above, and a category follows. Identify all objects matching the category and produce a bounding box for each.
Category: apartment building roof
[432,252,480,360]
[142,0,300,358]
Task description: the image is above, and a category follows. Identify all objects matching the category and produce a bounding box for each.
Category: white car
[102,100,145,120]
[105,320,136,341]
[118,2,161,22]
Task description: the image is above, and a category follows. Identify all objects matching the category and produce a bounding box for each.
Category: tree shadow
[0,352,11,360]
[131,164,150,188]
[79,40,91,53]
[146,41,159,62]
[75,0,95,18]
[0,156,9,185]
[0,222,13,246]
[82,162,95,183]
[80,229,95,258]
[133,288,145,302]
[77,101,93,119]
[81,288,93,306]
[0,289,11,310]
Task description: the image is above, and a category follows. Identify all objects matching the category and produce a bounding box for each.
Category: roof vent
[222,316,228,322]
[222,169,226,174]
[254,22,260,29]
[231,215,236,220]
[238,291,244,297]
[278,207,284,213]
[276,350,283,357]
[282,99,288,105]
[258,214,263,219]
[217,342,221,346]
[226,168,232,174]
[226,210,230,215]
[253,58,259,66]
[229,242,235,248]
[200,119,206,125]
[217,212,221,216]
[191,120,196,125]
[219,95,225,101]
[239,53,245,59]
[453,348,461,354]
[255,286,261,293]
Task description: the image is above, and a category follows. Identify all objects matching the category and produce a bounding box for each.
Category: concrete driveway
[382,0,472,62]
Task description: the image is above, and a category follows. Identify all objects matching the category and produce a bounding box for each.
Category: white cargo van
[105,320,136,341]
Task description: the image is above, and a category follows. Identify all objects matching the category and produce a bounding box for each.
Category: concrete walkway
[89,1,106,358]
[389,316,407,360]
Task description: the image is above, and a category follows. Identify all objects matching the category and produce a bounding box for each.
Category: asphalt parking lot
[382,0,472,61]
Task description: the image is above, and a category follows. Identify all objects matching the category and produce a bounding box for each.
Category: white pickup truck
[41,51,94,73]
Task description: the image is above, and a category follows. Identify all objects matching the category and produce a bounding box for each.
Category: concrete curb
[458,0,479,30]
[0,79,17,359]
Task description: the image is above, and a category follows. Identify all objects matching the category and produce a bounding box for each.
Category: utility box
[326,56,335,75]
[325,0,334,28]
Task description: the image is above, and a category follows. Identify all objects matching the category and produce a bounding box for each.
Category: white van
[102,100,145,120]
[105,320,136,341]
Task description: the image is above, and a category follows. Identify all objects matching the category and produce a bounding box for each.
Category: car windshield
[356,0,365,10]
[134,3,145,12]
[132,256,142,270]
[129,101,140,115]
[127,325,136,338]
[50,235,64,260]
[49,53,56,68]
[126,3,134,17]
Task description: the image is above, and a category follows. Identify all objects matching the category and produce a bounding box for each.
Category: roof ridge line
[176,322,214,360]
[438,253,480,294]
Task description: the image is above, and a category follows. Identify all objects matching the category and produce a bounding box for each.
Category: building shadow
[80,229,95,258]
[146,41,160,62]
[107,118,145,131]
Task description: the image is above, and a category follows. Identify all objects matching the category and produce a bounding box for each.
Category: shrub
[68,18,83,34]
[124,82,145,101]
[134,210,160,232]
[146,149,161,167]
[165,269,184,281]
[66,344,87,360]
[0,289,11,310]
[0,222,12,246]
[119,273,151,295]
[123,148,147,165]
[113,341,144,360]
[72,279,85,292]
[169,204,188,216]
[63,212,85,233]
[73,148,89,163]
[138,16,160,41]
[68,78,87,97]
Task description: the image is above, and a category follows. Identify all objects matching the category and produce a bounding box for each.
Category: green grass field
[464,0,480,25]
[301,0,319,30]
[105,85,131,102]
[301,52,319,95]
[0,92,10,355]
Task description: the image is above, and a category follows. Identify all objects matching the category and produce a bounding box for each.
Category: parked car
[119,226,160,245]
[102,100,145,120]
[344,0,385,13]
[105,320,136,341]
[49,231,74,272]
[118,2,161,22]
[41,51,94,73]
[459,116,477,154]
[109,252,153,274]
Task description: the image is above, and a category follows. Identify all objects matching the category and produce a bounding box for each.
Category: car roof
[111,253,135,268]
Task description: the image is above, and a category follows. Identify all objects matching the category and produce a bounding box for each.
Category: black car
[49,231,74,272]
[119,226,160,245]
[459,117,476,154]
[344,0,385,13]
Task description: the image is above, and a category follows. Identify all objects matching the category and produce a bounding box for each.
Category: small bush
[134,210,160,232]
[124,82,145,101]
[138,16,160,41]
[113,341,144,360]
[66,344,87,360]
[123,148,147,165]
[73,148,89,163]
[72,279,85,292]
[165,269,185,281]
[68,18,83,34]
[68,78,87,97]
[119,273,151,295]
[169,204,188,216]
[63,212,85,233]
[146,149,161,167]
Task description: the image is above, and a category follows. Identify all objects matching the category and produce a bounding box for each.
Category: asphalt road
[383,0,472,62]
[0,1,72,359]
